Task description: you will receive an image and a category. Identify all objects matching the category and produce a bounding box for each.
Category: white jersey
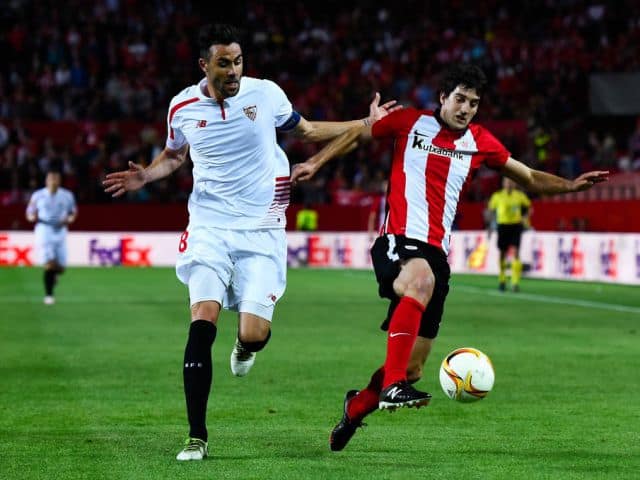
[26,187,77,231]
[166,76,293,230]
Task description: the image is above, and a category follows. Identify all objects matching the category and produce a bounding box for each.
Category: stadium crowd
[1,0,640,206]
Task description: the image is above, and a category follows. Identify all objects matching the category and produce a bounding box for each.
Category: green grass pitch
[1,267,639,479]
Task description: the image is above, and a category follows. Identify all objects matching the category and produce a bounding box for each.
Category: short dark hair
[198,24,243,59]
[46,164,62,176]
[440,64,487,98]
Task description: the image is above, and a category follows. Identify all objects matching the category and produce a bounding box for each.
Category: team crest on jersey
[243,105,257,121]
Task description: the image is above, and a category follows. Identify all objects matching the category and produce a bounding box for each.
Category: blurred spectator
[1,0,640,204]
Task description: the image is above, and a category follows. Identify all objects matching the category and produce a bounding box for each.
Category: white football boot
[176,438,208,461]
[230,338,256,377]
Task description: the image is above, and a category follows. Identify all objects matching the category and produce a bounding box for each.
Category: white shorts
[175,226,287,321]
[34,224,68,266]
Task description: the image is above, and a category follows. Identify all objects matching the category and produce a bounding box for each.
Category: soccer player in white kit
[26,168,77,305]
[103,23,400,460]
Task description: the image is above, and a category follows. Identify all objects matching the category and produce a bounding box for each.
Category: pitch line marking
[456,285,640,315]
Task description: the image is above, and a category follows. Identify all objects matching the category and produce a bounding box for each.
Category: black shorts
[497,223,523,251]
[370,234,451,339]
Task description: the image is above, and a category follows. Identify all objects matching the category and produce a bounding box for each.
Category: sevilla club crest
[243,105,257,121]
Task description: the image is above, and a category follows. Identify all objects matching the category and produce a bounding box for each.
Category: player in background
[487,176,532,291]
[25,167,77,305]
[103,23,399,461]
[291,64,608,451]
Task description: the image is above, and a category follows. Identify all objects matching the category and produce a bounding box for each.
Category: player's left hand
[291,160,320,184]
[367,92,402,125]
[571,170,609,192]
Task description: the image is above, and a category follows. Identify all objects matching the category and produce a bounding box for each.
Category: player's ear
[198,58,208,75]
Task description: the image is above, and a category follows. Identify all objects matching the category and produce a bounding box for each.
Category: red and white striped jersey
[166,77,293,230]
[372,108,510,254]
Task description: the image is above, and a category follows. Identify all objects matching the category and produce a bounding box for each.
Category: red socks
[345,296,425,421]
[382,296,425,388]
[347,367,384,420]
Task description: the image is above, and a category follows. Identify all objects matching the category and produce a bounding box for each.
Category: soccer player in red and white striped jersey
[292,64,608,451]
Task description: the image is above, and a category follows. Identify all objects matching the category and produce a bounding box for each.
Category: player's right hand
[103,161,147,197]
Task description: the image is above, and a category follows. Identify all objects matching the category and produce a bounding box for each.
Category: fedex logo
[0,234,33,266]
[531,239,544,272]
[89,237,152,266]
[287,235,353,267]
[599,239,617,278]
[557,237,584,276]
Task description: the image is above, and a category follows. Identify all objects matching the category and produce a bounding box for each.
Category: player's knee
[238,329,271,352]
[404,271,435,305]
[190,301,220,324]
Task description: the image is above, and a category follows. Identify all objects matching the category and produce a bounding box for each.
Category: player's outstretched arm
[292,125,372,183]
[103,145,188,198]
[292,92,401,143]
[502,157,608,195]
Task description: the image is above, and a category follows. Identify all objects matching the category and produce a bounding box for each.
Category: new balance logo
[196,120,207,128]
[389,332,411,338]
[387,386,402,399]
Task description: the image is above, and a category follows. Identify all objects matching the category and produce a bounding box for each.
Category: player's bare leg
[407,336,434,383]
[231,312,271,377]
[177,301,220,461]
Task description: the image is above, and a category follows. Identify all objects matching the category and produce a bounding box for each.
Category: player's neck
[203,81,225,103]
[47,187,58,194]
[434,108,465,132]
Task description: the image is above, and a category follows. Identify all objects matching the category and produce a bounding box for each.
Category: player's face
[503,177,516,190]
[199,43,243,100]
[45,172,61,191]
[439,86,480,130]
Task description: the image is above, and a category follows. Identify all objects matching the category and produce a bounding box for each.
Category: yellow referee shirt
[488,189,531,225]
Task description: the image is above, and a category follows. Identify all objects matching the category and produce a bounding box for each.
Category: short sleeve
[264,80,293,128]
[475,126,510,169]
[371,108,419,139]
[165,97,194,150]
[520,192,532,207]
[166,108,187,150]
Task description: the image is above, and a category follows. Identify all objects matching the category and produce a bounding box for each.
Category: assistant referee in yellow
[487,177,532,292]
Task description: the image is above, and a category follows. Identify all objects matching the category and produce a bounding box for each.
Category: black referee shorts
[370,234,451,339]
[497,223,523,252]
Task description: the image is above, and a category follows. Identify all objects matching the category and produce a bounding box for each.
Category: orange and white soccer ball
[439,347,495,402]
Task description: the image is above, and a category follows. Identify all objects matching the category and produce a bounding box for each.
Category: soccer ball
[439,347,495,402]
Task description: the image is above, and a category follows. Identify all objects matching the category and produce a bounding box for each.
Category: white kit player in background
[102,23,400,461]
[26,168,77,305]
